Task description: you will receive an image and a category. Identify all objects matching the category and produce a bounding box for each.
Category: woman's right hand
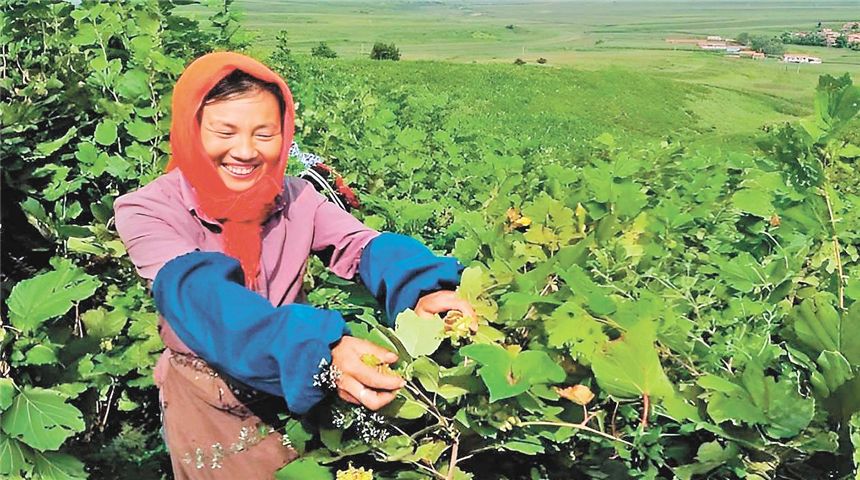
[330,336,405,410]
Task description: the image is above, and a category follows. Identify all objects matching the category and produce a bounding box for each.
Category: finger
[420,291,476,317]
[340,374,398,411]
[357,338,399,364]
[349,362,405,391]
[339,390,360,405]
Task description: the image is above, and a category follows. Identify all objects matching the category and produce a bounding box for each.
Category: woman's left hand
[414,290,478,332]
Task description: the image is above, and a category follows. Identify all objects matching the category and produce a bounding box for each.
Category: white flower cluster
[331,405,390,443]
[312,358,342,391]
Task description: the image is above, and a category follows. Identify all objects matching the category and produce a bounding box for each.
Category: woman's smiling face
[199,88,283,192]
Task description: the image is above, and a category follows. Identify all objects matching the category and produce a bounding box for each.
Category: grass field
[181,1,860,151]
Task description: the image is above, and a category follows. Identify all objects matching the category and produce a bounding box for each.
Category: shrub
[513,58,526,65]
[311,41,338,58]
[537,57,547,64]
[370,42,401,61]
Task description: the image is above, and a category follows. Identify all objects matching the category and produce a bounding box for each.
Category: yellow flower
[336,464,374,480]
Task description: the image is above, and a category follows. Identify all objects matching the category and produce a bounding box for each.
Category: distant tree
[736,32,751,45]
[513,58,526,65]
[817,21,822,30]
[536,57,547,64]
[311,41,338,58]
[269,29,297,78]
[370,42,401,60]
[836,35,849,48]
[761,39,785,56]
[748,34,785,55]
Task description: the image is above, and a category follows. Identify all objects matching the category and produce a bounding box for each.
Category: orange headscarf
[167,52,295,290]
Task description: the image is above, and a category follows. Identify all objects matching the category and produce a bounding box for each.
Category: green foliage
[0,0,240,476]
[274,64,860,478]
[311,41,338,59]
[369,42,401,61]
[3,1,860,478]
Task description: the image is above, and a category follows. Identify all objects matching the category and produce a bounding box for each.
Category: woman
[114,52,474,478]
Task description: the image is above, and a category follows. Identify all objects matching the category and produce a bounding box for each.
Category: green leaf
[394,309,444,358]
[0,432,31,478]
[82,308,128,339]
[792,293,860,364]
[125,119,157,142]
[850,412,860,478]
[0,379,15,411]
[116,68,150,100]
[412,440,447,464]
[731,188,774,218]
[23,345,58,366]
[94,119,118,146]
[70,23,97,46]
[1,387,85,451]
[592,322,673,399]
[31,450,87,480]
[460,343,564,402]
[705,362,814,438]
[283,419,313,455]
[811,351,854,397]
[712,252,766,294]
[36,127,78,156]
[544,301,608,365]
[556,265,616,315]
[6,258,100,332]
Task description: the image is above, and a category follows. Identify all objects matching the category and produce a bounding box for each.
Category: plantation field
[4,2,860,479]
[178,0,860,152]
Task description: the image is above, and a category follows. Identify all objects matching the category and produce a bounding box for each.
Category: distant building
[725,46,742,54]
[706,35,723,41]
[698,41,727,50]
[739,50,765,59]
[842,22,860,31]
[783,53,822,64]
[848,33,860,44]
[821,28,840,46]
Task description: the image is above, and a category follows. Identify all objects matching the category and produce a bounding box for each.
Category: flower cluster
[331,405,390,443]
[312,358,342,391]
[336,463,374,480]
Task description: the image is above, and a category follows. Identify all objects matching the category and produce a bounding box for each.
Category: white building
[783,53,822,64]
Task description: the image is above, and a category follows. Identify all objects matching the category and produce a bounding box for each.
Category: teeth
[222,164,256,176]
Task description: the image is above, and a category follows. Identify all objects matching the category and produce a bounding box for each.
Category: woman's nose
[230,135,258,161]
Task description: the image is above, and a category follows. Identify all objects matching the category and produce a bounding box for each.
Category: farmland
[3,1,860,479]
[179,0,860,151]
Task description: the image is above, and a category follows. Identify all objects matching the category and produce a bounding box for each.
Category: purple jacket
[114,169,379,355]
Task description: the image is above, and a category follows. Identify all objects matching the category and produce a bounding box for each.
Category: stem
[411,422,444,440]
[404,382,448,427]
[640,393,650,429]
[520,274,558,322]
[457,445,501,463]
[411,460,446,480]
[610,401,619,438]
[516,420,634,447]
[445,436,460,480]
[821,186,846,310]
[100,382,116,429]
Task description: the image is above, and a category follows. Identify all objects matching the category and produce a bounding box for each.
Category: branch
[445,436,460,480]
[516,420,634,446]
[821,186,846,310]
[640,393,650,429]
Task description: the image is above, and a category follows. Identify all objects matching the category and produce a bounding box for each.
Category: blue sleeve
[358,233,464,326]
[152,251,347,415]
